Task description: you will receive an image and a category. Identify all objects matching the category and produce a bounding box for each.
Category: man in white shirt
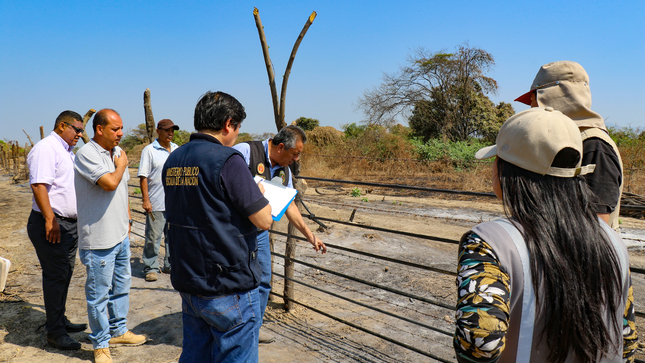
[138,119,179,282]
[27,110,87,350]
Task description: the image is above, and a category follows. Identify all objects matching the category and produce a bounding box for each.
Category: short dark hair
[194,91,246,132]
[271,125,307,150]
[92,109,120,133]
[54,110,82,130]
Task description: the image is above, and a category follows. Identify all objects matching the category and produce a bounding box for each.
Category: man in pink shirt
[26,110,88,350]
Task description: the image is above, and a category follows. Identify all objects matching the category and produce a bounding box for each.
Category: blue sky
[1,1,644,145]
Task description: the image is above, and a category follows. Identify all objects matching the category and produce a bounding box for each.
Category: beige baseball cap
[515,61,590,105]
[475,107,595,177]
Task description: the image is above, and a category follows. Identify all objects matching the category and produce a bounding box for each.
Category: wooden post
[11,143,18,173]
[39,126,45,140]
[22,129,35,147]
[268,229,276,303]
[81,109,96,144]
[283,224,297,311]
[144,88,156,143]
[283,176,307,311]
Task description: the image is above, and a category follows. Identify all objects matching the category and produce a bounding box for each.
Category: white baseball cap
[475,107,595,177]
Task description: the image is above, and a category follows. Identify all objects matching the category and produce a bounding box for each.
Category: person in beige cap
[138,119,179,282]
[454,107,637,362]
[515,60,623,229]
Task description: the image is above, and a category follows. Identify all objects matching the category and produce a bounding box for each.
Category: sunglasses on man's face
[63,122,84,134]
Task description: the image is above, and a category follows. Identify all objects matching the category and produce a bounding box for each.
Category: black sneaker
[47,334,81,350]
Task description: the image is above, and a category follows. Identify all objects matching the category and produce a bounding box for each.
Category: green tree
[358,44,513,141]
[342,122,367,139]
[294,117,320,131]
[172,129,191,146]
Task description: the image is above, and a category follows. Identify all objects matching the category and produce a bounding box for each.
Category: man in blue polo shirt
[163,91,272,363]
[138,119,179,282]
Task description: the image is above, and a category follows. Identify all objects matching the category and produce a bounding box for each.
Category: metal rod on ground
[270,291,454,363]
[270,230,457,276]
[296,196,327,229]
[273,271,453,336]
[273,251,455,311]
[299,176,496,197]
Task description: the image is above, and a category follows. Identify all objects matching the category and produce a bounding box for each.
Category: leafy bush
[342,123,367,139]
[294,117,320,131]
[173,130,192,146]
[350,187,361,197]
[411,138,492,169]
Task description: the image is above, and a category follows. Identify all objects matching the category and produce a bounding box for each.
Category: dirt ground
[1,170,645,362]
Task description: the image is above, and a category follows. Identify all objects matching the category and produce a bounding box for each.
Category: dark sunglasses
[63,121,84,134]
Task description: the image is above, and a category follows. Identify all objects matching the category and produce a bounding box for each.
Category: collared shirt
[137,139,178,211]
[74,140,130,250]
[233,139,294,189]
[27,131,77,218]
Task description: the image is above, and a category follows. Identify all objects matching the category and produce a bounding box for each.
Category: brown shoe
[94,348,112,363]
[109,331,147,347]
[145,272,158,282]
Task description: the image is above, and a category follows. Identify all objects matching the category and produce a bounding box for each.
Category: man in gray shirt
[74,109,146,363]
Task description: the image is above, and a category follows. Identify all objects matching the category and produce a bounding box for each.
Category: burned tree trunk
[144,89,156,143]
[253,7,317,312]
[81,109,96,144]
[282,177,307,312]
[253,8,316,132]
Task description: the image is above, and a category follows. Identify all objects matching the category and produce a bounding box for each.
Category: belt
[55,214,77,223]
[32,210,77,223]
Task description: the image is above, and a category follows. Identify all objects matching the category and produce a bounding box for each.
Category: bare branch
[253,8,281,131]
[278,11,316,131]
[81,109,96,144]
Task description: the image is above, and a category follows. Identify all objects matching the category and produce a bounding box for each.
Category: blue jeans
[79,237,131,349]
[179,288,260,363]
[256,230,271,324]
[142,211,169,273]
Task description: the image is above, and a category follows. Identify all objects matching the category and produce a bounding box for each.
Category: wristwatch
[129,219,133,226]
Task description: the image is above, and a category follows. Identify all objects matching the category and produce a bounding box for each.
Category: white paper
[254,176,298,220]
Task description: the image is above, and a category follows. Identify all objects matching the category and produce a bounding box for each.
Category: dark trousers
[27,210,78,337]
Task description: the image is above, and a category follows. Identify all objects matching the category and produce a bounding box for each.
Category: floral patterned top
[454,232,638,363]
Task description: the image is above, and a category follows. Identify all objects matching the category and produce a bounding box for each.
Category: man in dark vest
[163,91,272,362]
[233,124,327,343]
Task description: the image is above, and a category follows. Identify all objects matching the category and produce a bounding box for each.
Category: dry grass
[299,128,645,200]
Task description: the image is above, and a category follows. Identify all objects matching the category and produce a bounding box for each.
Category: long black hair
[496,149,622,363]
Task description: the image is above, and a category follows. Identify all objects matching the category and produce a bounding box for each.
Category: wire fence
[126,172,645,362]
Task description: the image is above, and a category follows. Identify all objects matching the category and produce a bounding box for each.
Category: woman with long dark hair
[453,107,638,363]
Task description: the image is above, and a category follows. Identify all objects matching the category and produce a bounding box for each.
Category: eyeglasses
[63,121,84,134]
